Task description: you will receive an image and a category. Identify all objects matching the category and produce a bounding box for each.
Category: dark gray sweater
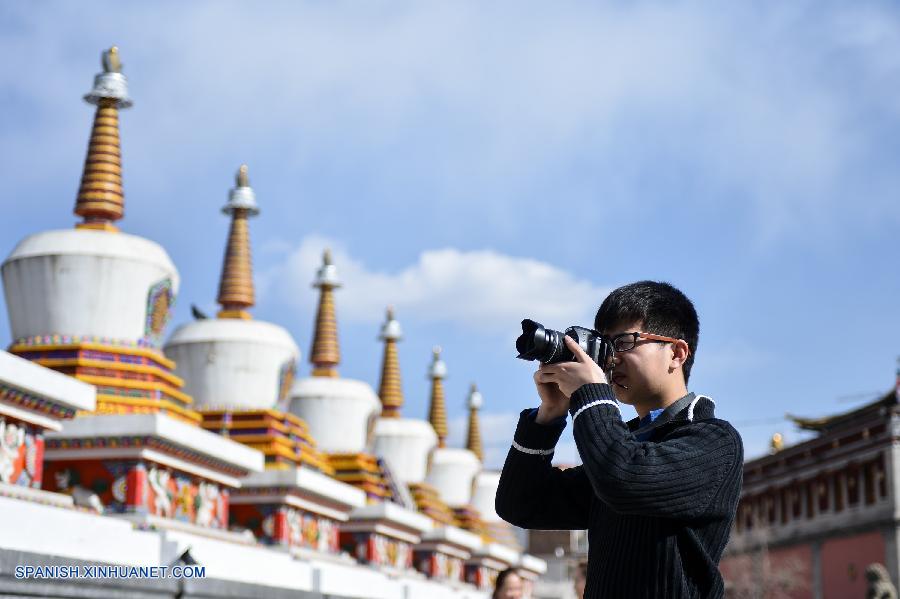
[495,383,743,599]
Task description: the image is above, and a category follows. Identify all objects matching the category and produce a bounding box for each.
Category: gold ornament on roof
[770,432,784,454]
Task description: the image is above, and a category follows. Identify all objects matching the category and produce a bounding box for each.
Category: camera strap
[631,392,696,439]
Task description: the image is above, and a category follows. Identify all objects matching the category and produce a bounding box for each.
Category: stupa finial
[217,165,259,319]
[466,383,484,462]
[378,306,404,417]
[428,346,448,447]
[74,45,133,231]
[310,249,342,376]
[102,46,122,73]
[237,164,249,188]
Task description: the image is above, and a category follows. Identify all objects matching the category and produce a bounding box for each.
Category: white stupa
[2,48,177,349]
[163,174,363,552]
[372,307,438,483]
[164,166,300,411]
[424,359,481,508]
[0,47,263,538]
[289,251,380,455]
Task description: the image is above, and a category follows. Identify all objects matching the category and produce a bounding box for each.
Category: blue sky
[1,1,899,467]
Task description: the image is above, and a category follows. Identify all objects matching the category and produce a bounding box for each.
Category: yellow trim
[217,310,252,320]
[204,422,312,441]
[328,456,379,468]
[212,434,309,450]
[201,419,292,434]
[10,342,176,369]
[95,394,202,424]
[199,407,304,426]
[77,374,192,405]
[75,222,119,232]
[264,462,293,471]
[332,472,384,484]
[32,357,184,387]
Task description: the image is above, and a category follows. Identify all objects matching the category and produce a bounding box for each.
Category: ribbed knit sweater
[495,383,743,599]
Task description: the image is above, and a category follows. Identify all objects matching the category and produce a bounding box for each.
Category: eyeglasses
[608,331,683,352]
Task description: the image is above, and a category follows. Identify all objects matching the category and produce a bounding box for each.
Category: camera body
[516,319,614,368]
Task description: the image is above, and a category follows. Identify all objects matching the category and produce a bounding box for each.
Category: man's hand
[535,336,609,406]
[533,367,569,424]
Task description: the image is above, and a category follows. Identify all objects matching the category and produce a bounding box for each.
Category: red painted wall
[821,530,885,599]
[767,545,813,599]
[721,543,813,598]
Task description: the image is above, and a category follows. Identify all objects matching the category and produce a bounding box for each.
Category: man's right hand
[533,366,570,424]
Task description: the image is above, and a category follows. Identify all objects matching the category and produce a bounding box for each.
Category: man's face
[602,320,675,405]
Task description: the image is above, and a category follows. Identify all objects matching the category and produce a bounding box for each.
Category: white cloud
[2,2,899,242]
[263,235,609,333]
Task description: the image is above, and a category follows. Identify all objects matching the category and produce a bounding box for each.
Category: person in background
[573,560,587,599]
[493,567,524,599]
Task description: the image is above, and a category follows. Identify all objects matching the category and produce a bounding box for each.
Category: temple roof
[786,389,897,434]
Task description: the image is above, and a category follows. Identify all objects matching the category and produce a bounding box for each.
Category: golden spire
[428,346,448,447]
[466,383,484,462]
[74,46,133,232]
[217,165,259,319]
[310,249,342,377]
[378,306,404,417]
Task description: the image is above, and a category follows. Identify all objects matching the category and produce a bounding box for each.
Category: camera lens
[516,320,572,364]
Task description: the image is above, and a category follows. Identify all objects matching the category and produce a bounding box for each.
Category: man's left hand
[535,336,609,398]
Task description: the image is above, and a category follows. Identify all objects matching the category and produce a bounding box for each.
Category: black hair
[493,567,521,597]
[594,281,699,383]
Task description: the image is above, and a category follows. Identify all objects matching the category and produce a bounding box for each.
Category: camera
[515,319,614,368]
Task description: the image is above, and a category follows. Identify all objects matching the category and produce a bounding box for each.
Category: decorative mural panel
[283,507,339,553]
[146,465,226,527]
[42,460,228,528]
[465,563,499,590]
[340,532,413,570]
[275,359,296,411]
[231,503,341,554]
[0,417,43,488]
[145,279,175,346]
[414,551,464,582]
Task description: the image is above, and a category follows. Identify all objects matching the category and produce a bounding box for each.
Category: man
[496,281,743,599]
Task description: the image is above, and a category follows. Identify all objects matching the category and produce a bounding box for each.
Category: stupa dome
[163,166,299,410]
[289,376,380,454]
[3,229,178,347]
[166,318,298,410]
[425,447,480,508]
